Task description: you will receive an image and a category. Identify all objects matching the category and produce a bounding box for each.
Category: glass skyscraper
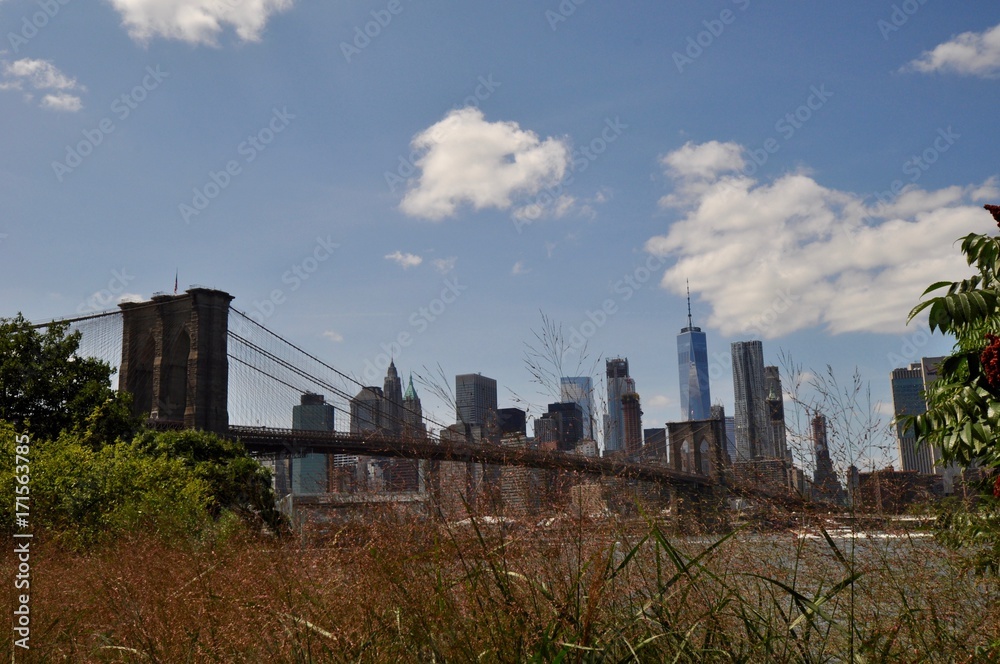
[456,373,498,427]
[891,362,935,474]
[560,376,594,439]
[291,393,335,494]
[764,365,789,461]
[603,358,629,454]
[677,292,711,420]
[731,340,769,461]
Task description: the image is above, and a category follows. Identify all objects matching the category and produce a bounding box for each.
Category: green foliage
[906,220,1000,470]
[0,314,140,442]
[0,421,211,547]
[0,423,284,546]
[133,428,284,532]
[906,208,1000,577]
[934,496,1000,575]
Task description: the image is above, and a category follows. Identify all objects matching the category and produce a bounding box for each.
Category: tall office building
[621,391,643,456]
[560,376,595,439]
[497,407,527,436]
[764,366,789,462]
[731,340,769,461]
[402,374,426,436]
[725,416,736,464]
[456,373,498,428]
[289,393,336,494]
[811,413,844,503]
[382,360,404,435]
[644,428,667,458]
[890,357,946,476]
[534,416,558,449]
[710,404,737,465]
[538,402,584,451]
[293,392,336,431]
[604,358,630,454]
[677,285,711,420]
[350,386,384,433]
[381,363,419,491]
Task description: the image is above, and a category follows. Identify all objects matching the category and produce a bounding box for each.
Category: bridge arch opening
[130,332,156,418]
[160,327,190,421]
[699,439,710,476]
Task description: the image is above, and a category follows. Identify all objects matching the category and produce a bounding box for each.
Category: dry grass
[3,504,1000,662]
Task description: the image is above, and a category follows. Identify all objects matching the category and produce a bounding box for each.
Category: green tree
[1,425,285,546]
[133,429,284,532]
[0,422,212,547]
[0,314,138,442]
[907,205,1000,475]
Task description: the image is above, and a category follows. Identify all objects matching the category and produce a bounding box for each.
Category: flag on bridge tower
[174,270,178,294]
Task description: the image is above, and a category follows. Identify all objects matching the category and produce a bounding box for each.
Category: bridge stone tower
[119,288,233,434]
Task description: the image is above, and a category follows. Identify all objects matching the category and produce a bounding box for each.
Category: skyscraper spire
[686,279,693,329]
[678,282,711,421]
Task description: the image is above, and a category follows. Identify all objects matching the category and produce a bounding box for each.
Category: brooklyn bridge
[33,287,772,513]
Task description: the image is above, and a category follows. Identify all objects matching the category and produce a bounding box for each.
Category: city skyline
[2,1,996,471]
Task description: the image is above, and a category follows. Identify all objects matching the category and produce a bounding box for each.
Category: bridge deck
[228,426,713,487]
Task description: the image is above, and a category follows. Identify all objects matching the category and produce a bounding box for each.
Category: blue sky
[3,0,1000,471]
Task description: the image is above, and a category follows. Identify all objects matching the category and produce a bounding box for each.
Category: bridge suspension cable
[228,307,453,435]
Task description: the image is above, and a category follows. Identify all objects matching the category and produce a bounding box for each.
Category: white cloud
[323,330,344,342]
[657,140,749,208]
[511,260,530,276]
[41,92,82,112]
[906,22,1000,77]
[384,250,423,269]
[1,58,84,111]
[511,194,578,223]
[662,140,745,181]
[4,58,78,89]
[108,0,293,46]
[432,257,457,274]
[399,108,570,220]
[645,141,998,337]
[512,187,612,224]
[647,394,672,409]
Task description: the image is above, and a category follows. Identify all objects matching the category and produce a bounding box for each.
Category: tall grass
[3,500,1000,662]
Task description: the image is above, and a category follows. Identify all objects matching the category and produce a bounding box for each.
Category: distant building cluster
[267,292,968,517]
